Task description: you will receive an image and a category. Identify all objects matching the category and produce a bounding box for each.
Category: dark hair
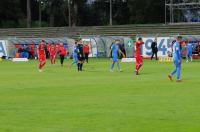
[138,37,142,41]
[76,38,82,42]
[177,36,182,39]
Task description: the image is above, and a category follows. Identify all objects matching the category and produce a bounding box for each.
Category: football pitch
[0,58,200,132]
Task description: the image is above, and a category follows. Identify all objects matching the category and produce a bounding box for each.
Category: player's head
[77,38,82,44]
[138,37,143,42]
[60,42,64,46]
[115,39,120,44]
[177,36,182,43]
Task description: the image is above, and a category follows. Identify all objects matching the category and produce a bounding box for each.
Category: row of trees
[0,0,165,28]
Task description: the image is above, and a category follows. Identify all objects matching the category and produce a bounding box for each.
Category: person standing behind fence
[83,44,90,63]
[58,43,67,66]
[151,38,158,60]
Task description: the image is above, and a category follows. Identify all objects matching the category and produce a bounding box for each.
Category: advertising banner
[138,37,172,57]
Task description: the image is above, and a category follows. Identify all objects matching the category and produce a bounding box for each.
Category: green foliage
[0,0,165,28]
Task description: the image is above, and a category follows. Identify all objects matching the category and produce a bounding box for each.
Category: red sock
[39,63,42,69]
[39,62,46,69]
[136,64,142,71]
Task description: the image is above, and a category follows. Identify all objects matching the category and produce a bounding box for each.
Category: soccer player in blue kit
[69,41,78,68]
[110,40,125,72]
[186,41,193,62]
[168,36,183,82]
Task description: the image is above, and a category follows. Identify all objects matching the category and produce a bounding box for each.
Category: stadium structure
[165,0,200,23]
[1,1,200,59]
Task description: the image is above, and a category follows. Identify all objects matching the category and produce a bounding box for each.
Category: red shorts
[136,55,143,65]
[50,54,56,59]
[39,56,46,63]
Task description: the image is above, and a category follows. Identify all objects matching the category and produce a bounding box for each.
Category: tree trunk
[49,13,55,27]
[72,2,78,26]
[49,1,55,27]
[27,0,31,28]
[39,0,42,27]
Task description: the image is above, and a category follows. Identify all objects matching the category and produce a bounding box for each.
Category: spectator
[83,44,90,63]
[151,38,158,60]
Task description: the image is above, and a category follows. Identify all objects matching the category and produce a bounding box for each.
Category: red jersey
[83,45,90,54]
[49,46,56,56]
[37,43,46,59]
[135,41,144,56]
[47,44,51,52]
[59,46,67,56]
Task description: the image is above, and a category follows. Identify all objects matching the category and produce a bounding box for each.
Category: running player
[37,41,46,72]
[135,37,144,75]
[168,36,183,82]
[49,44,56,65]
[110,40,125,72]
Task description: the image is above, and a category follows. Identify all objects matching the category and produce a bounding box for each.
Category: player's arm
[37,48,40,58]
[78,48,82,57]
[118,49,125,58]
[44,50,46,58]
[175,45,181,63]
[109,45,113,58]
[139,41,144,45]
[109,49,112,58]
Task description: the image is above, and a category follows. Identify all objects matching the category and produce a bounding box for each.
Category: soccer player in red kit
[37,41,46,72]
[83,44,90,63]
[58,43,67,66]
[135,37,144,75]
[49,44,56,65]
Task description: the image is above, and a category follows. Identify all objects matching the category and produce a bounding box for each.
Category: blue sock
[117,63,121,70]
[71,61,76,65]
[110,63,114,70]
[176,65,181,80]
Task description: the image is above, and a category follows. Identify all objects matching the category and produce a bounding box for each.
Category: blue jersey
[187,43,193,52]
[73,45,78,57]
[111,44,119,57]
[172,42,181,60]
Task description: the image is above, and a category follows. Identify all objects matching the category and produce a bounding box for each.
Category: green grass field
[0,58,200,132]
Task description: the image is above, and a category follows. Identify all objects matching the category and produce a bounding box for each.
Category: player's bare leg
[38,61,46,72]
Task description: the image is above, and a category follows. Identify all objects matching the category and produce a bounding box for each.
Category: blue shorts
[187,51,192,56]
[73,55,78,62]
[112,55,118,62]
